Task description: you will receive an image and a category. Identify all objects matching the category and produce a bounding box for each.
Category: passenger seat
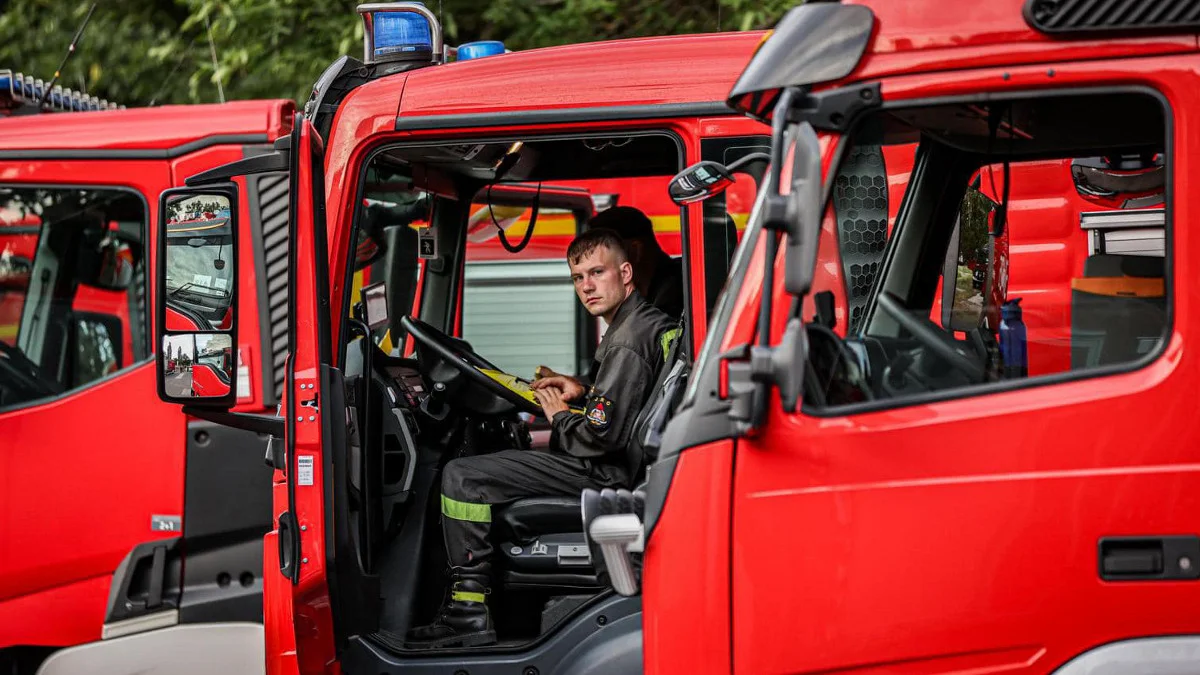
[1070,253,1166,369]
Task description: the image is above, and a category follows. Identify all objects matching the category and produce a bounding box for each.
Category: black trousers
[439,449,628,567]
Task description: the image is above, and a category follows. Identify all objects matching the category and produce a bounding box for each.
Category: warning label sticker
[298,455,314,486]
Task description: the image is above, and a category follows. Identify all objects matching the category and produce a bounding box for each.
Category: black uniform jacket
[550,289,676,477]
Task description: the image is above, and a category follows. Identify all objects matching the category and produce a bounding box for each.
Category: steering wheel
[876,292,985,382]
[400,315,543,416]
[0,340,62,397]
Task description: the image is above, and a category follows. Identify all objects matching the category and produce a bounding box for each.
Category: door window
[801,91,1169,410]
[0,186,147,409]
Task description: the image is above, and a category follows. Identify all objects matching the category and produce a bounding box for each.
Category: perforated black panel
[833,144,888,333]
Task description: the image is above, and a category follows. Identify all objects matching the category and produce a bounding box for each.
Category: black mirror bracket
[787,81,882,133]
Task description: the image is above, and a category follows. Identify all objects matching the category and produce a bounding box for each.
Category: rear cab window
[0,186,148,410]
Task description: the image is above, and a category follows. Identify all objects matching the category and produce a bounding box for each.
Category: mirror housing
[156,185,239,408]
[1071,154,1164,210]
[668,160,735,206]
[668,153,772,207]
[781,121,823,297]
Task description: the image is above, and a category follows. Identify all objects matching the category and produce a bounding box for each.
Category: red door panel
[0,364,183,647]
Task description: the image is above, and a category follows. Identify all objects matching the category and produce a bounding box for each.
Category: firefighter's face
[570,244,632,321]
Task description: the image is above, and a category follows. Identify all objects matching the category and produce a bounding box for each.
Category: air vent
[253,173,290,402]
[833,144,889,334]
[1025,0,1200,34]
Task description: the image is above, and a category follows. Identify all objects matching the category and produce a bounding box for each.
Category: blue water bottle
[999,298,1028,378]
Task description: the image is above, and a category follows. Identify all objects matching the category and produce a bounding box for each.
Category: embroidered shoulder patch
[586,396,614,430]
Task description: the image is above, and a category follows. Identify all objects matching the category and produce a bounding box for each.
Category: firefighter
[587,205,685,319]
[405,228,677,649]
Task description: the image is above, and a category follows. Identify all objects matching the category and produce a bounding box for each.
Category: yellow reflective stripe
[441,494,491,523]
[452,590,486,603]
[660,327,681,361]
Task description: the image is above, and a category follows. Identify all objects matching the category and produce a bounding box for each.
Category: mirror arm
[182,406,284,437]
[185,138,290,187]
[726,152,772,174]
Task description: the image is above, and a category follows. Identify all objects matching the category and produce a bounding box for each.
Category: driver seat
[493,322,688,591]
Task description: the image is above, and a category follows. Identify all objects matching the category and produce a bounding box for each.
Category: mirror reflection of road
[165,370,192,397]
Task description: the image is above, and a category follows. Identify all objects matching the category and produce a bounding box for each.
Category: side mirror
[782,121,823,297]
[941,184,1008,331]
[668,153,771,206]
[156,185,238,407]
[1071,154,1164,210]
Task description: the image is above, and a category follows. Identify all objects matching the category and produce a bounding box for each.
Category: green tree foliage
[0,0,798,107]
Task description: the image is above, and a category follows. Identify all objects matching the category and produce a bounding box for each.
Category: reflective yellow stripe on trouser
[660,327,681,361]
[441,494,491,523]
[452,590,486,603]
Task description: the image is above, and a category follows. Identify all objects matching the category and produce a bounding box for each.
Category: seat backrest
[1071,253,1166,368]
[626,320,689,483]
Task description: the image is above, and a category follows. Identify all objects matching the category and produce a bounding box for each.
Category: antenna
[717,0,722,32]
[149,35,199,106]
[205,15,225,104]
[39,2,98,110]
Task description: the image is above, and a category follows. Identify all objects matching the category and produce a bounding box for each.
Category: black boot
[404,562,496,649]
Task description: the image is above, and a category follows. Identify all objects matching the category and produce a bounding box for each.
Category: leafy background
[1,0,797,107]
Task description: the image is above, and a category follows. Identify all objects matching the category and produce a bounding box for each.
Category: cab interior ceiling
[371,134,680,191]
[875,92,1165,158]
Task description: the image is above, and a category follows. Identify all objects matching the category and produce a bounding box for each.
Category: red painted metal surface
[0,101,292,653]
[0,100,294,153]
[284,121,338,674]
[0,366,183,648]
[725,53,1199,675]
[642,442,734,675]
[397,32,765,119]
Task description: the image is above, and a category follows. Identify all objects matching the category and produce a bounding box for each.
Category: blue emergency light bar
[0,69,122,114]
[358,3,444,66]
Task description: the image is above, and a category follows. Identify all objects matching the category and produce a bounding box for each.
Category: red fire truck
[146,1,1174,673]
[0,74,294,675]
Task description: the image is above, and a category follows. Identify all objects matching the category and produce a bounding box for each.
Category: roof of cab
[0,99,295,156]
[379,30,766,123]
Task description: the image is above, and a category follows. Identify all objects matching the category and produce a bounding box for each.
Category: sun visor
[727,4,875,122]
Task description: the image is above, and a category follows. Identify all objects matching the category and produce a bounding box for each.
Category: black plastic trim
[154,182,241,410]
[394,102,733,132]
[790,81,882,133]
[177,419,271,625]
[104,538,182,624]
[0,134,269,161]
[186,148,289,187]
[348,595,642,673]
[242,144,285,406]
[1024,0,1200,35]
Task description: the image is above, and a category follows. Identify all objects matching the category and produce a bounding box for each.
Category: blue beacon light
[455,41,506,62]
[357,3,445,66]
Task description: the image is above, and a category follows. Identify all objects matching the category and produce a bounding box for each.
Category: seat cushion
[498,496,582,544]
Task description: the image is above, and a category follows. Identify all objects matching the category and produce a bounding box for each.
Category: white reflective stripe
[236,349,251,399]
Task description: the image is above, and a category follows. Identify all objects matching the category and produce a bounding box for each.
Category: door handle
[1099,536,1200,581]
